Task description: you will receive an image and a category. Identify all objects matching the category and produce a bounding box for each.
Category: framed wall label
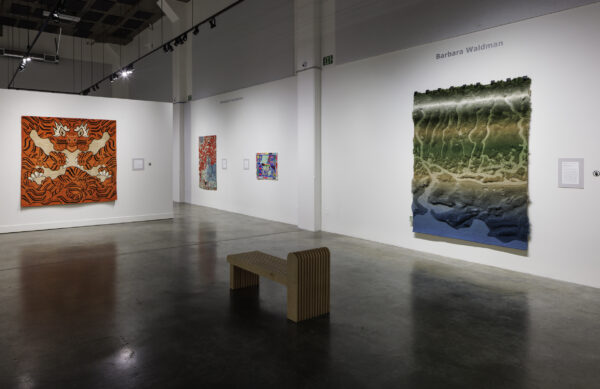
[558,158,584,188]
[132,158,145,171]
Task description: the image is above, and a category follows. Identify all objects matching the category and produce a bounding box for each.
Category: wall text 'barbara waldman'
[435,41,504,60]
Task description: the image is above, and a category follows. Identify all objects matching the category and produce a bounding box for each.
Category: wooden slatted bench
[227,247,330,322]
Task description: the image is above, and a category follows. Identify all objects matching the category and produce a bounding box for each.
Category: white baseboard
[0,213,174,234]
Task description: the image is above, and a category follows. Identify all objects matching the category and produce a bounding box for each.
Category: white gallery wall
[191,0,295,99]
[0,89,173,233]
[334,0,600,65]
[172,103,184,203]
[186,77,298,225]
[321,4,600,288]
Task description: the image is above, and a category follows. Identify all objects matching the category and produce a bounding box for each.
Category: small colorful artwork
[21,116,117,207]
[256,153,278,180]
[199,135,217,190]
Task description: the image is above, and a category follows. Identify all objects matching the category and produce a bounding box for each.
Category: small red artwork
[21,116,117,207]
[199,135,217,190]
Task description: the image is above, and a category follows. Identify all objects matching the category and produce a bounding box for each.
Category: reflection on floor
[0,203,599,388]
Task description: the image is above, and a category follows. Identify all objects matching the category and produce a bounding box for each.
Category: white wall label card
[222,159,227,169]
[243,159,249,170]
[132,158,145,171]
[562,162,579,184]
[558,158,584,188]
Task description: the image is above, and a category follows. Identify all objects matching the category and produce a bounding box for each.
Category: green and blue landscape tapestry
[411,77,531,250]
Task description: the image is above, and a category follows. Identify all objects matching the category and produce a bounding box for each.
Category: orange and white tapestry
[21,116,117,207]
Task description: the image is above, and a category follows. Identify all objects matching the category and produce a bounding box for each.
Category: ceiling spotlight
[168,44,174,52]
[118,65,134,78]
[193,26,199,35]
[43,10,81,23]
[209,18,216,29]
[163,44,169,53]
[18,57,30,71]
[110,73,118,83]
[50,11,60,23]
[82,88,90,95]
[181,33,187,42]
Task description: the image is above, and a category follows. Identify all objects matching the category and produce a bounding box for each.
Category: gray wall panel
[336,0,600,64]
[129,51,173,103]
[1,58,111,97]
[192,0,294,99]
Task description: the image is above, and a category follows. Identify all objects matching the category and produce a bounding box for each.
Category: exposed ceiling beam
[156,0,179,23]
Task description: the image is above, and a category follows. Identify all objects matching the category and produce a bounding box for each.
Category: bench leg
[230,265,259,290]
[287,249,330,322]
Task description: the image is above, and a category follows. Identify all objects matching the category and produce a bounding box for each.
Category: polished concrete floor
[0,203,599,388]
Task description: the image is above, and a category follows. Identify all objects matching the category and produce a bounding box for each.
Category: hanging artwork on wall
[199,135,217,190]
[21,116,117,207]
[411,77,531,250]
[256,153,278,180]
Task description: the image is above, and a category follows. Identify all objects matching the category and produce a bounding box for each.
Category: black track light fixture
[209,17,216,29]
[181,33,187,42]
[82,88,90,95]
[17,56,31,72]
[163,44,169,53]
[119,64,134,78]
[193,26,199,35]
[110,73,118,83]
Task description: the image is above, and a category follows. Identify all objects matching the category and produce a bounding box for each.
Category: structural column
[295,0,322,231]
